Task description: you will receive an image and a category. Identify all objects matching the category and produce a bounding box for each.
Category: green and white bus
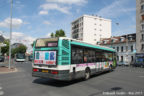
[32,37,117,81]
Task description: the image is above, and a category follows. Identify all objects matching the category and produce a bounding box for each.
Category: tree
[11,45,27,58]
[1,39,9,55]
[51,29,66,37]
[50,33,54,38]
[59,29,65,37]
[55,30,60,37]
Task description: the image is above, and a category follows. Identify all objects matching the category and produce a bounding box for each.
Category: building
[136,0,144,53]
[71,15,111,44]
[99,33,136,66]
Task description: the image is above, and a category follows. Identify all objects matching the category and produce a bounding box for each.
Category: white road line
[0,91,4,95]
[0,87,2,90]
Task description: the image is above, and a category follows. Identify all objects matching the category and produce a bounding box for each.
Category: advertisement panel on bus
[34,51,57,65]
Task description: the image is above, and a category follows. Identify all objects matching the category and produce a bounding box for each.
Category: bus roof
[59,37,116,52]
[35,37,116,52]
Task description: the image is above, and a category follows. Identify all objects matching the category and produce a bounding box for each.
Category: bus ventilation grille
[62,40,69,49]
[61,40,70,65]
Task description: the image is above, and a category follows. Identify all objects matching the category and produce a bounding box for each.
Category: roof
[99,33,136,45]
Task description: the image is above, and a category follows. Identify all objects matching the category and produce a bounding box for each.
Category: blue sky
[0,0,136,52]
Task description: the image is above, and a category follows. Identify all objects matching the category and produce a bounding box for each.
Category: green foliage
[1,40,9,55]
[50,33,54,38]
[11,45,27,58]
[50,29,66,38]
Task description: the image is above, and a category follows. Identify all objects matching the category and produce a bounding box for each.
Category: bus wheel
[84,68,90,80]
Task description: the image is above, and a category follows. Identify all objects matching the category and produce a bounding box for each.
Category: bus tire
[84,68,91,80]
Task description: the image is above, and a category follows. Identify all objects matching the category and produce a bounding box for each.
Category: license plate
[42,69,48,73]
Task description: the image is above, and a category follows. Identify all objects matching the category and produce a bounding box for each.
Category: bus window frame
[34,50,58,67]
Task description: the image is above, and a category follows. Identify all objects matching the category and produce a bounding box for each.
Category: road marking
[0,91,4,95]
[0,87,2,90]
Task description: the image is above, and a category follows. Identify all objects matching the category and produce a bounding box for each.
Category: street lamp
[9,0,13,69]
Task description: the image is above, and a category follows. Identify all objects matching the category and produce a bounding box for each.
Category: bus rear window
[36,38,58,47]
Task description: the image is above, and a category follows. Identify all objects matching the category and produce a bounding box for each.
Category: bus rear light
[51,70,58,74]
[33,68,38,72]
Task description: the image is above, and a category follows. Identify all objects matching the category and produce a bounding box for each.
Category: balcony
[140,20,144,23]
[141,9,144,13]
[140,39,144,42]
[141,30,144,32]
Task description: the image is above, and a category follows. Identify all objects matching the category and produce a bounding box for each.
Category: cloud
[39,10,48,15]
[46,33,51,37]
[46,0,88,5]
[39,0,88,15]
[40,3,70,15]
[11,32,36,52]
[43,21,51,25]
[97,0,135,18]
[0,18,23,28]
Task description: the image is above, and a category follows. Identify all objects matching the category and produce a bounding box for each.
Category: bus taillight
[33,68,38,72]
[51,70,58,74]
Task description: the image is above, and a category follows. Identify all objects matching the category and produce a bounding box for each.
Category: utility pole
[9,0,13,69]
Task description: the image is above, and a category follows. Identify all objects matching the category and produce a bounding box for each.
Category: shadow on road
[32,71,112,87]
[32,78,84,87]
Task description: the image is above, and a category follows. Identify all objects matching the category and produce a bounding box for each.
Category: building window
[142,44,144,50]
[131,56,133,62]
[131,45,133,52]
[142,24,144,30]
[121,56,123,62]
[141,5,144,11]
[142,34,144,40]
[121,46,123,52]
[142,15,144,21]
[117,47,119,52]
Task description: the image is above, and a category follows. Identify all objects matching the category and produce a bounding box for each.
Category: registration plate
[42,69,48,73]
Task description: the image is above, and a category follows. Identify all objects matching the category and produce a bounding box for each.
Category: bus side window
[71,46,83,64]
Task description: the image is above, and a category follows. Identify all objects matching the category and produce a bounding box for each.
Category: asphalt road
[0,62,144,96]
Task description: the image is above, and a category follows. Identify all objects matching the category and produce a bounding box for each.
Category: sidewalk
[0,60,17,74]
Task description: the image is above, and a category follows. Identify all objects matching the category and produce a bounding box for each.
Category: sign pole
[9,0,13,69]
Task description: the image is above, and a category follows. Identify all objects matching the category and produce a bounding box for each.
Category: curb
[0,68,18,74]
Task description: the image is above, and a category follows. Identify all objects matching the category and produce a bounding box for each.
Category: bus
[15,53,26,62]
[32,37,117,81]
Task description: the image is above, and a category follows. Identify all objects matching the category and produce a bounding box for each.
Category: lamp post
[9,0,13,69]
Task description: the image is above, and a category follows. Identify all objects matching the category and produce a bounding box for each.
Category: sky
[0,0,136,52]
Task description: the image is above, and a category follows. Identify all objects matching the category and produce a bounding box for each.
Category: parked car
[0,56,5,62]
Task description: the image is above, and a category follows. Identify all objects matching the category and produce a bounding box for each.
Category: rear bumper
[32,71,71,81]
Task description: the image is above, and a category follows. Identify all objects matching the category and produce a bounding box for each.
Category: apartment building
[71,15,111,44]
[136,0,144,52]
[99,33,136,66]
